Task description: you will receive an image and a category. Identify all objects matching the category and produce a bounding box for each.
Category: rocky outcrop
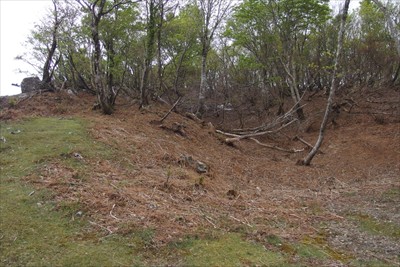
[21,77,42,93]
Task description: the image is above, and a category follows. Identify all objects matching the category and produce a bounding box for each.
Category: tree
[268,0,330,119]
[370,0,400,83]
[301,0,351,166]
[77,0,138,115]
[196,0,233,116]
[162,3,201,98]
[370,0,400,57]
[139,0,158,107]
[18,0,71,89]
[225,0,330,119]
[41,0,65,88]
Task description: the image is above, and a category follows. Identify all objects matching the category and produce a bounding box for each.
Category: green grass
[0,117,109,178]
[0,117,140,266]
[351,214,400,239]
[177,233,285,266]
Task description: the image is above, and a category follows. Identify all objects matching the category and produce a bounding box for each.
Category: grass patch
[351,214,400,239]
[0,117,110,178]
[182,233,285,266]
[351,259,397,267]
[0,117,141,266]
[380,188,400,203]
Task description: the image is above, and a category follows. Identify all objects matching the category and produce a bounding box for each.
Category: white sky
[0,0,52,96]
[0,0,361,97]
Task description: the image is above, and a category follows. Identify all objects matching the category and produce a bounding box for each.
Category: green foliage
[359,0,387,41]
[161,3,202,93]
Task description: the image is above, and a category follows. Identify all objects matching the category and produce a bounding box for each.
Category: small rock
[11,130,21,134]
[76,211,83,217]
[196,161,208,173]
[172,122,186,136]
[73,152,83,159]
[227,189,238,199]
[256,186,262,196]
[178,154,194,167]
[0,136,6,143]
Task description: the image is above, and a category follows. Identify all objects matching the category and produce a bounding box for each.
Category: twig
[110,183,120,190]
[369,252,399,266]
[204,216,217,229]
[294,136,324,154]
[229,215,253,227]
[110,204,120,221]
[89,220,113,234]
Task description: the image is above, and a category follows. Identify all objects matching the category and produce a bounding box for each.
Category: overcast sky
[0,0,52,96]
[0,0,361,96]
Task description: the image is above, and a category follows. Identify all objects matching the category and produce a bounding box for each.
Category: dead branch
[249,138,304,153]
[231,103,305,135]
[160,96,182,123]
[294,136,324,154]
[224,119,297,143]
[109,204,121,221]
[216,128,303,153]
[229,215,253,227]
[185,112,203,123]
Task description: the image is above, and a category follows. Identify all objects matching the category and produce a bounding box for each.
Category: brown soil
[1,87,399,264]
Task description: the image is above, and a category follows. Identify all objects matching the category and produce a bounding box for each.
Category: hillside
[0,87,399,266]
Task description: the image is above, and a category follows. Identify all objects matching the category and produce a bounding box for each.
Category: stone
[178,154,195,167]
[196,161,208,174]
[21,77,42,93]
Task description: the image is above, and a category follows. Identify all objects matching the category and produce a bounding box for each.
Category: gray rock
[21,77,41,93]
[196,161,208,173]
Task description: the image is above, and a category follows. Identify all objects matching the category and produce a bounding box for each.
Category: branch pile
[216,104,305,153]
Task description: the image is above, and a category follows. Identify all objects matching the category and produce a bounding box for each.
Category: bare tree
[301,0,351,166]
[196,0,233,117]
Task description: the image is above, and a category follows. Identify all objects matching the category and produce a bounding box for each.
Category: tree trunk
[197,43,208,116]
[68,52,91,92]
[157,0,164,94]
[42,0,60,88]
[91,0,114,115]
[301,0,351,166]
[282,56,305,120]
[140,0,157,108]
